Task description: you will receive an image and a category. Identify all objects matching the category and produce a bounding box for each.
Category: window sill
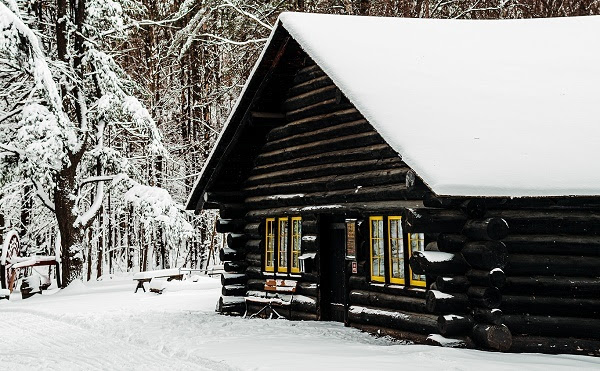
[369,282,427,293]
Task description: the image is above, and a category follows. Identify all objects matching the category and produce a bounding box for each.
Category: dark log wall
[216,61,433,329]
[210,57,600,357]
[417,196,600,356]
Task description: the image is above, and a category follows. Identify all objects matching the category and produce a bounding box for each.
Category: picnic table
[132,268,183,293]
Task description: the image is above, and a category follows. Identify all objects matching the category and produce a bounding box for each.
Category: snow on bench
[132,268,183,293]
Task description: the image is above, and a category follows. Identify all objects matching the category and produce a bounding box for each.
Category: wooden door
[320,217,347,322]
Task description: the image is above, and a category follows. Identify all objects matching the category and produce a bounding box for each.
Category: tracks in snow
[0,310,240,371]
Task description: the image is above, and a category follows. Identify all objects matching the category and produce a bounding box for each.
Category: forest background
[0,0,598,287]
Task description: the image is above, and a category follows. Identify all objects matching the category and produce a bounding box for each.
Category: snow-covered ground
[1,276,599,371]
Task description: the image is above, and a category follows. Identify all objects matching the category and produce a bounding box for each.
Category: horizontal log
[287,74,333,97]
[291,295,318,313]
[501,295,600,316]
[403,208,467,234]
[437,314,474,336]
[247,279,264,291]
[426,290,470,314]
[502,234,600,256]
[226,233,249,250]
[218,204,246,219]
[471,324,512,351]
[244,201,427,222]
[296,282,318,297]
[253,143,396,175]
[246,253,261,266]
[286,97,352,122]
[460,241,508,270]
[284,84,339,112]
[351,323,430,344]
[503,275,600,296]
[256,131,382,166]
[246,184,425,209]
[224,261,248,273]
[245,266,262,279]
[462,218,509,241]
[216,219,245,234]
[437,234,468,253]
[348,305,438,334]
[222,285,247,297]
[219,248,245,262]
[504,314,600,339]
[268,108,363,142]
[435,276,470,293]
[348,275,427,299]
[349,290,427,313]
[290,310,319,321]
[506,254,600,277]
[246,157,404,187]
[467,286,501,309]
[466,269,506,288]
[491,209,600,235]
[216,296,245,314]
[245,167,410,196]
[472,308,504,325]
[221,273,247,286]
[244,222,265,239]
[292,64,325,85]
[410,251,469,276]
[245,239,264,254]
[509,335,600,356]
[262,119,371,153]
[422,196,487,219]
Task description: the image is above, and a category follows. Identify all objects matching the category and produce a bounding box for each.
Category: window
[265,218,275,272]
[278,218,289,272]
[388,216,405,285]
[291,217,302,273]
[369,215,426,287]
[369,216,385,282]
[408,233,426,287]
[264,216,302,274]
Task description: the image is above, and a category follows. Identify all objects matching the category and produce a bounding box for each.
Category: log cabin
[186,13,600,356]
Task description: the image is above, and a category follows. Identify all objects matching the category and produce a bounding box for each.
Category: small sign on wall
[345,219,357,258]
[351,261,358,274]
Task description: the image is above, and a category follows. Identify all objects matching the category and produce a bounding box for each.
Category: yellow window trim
[408,233,427,287]
[265,218,275,272]
[369,216,385,282]
[277,217,289,273]
[388,216,405,285]
[290,216,302,273]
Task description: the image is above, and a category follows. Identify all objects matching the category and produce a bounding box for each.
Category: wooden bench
[245,279,298,319]
[132,269,183,293]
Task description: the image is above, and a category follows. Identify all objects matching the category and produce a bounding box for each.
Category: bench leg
[134,281,146,293]
[248,304,270,319]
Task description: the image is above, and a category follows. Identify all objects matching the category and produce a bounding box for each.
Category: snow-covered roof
[280,13,600,197]
[187,13,600,209]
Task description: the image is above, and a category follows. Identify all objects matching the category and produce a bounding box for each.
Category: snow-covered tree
[0,0,179,286]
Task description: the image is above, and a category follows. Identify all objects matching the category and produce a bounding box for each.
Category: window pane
[370,217,384,281]
[265,219,275,270]
[410,233,426,282]
[291,218,301,272]
[279,219,288,270]
[389,218,404,282]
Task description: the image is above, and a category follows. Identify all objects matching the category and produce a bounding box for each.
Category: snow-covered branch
[32,179,55,212]
[217,1,273,31]
[196,33,268,46]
